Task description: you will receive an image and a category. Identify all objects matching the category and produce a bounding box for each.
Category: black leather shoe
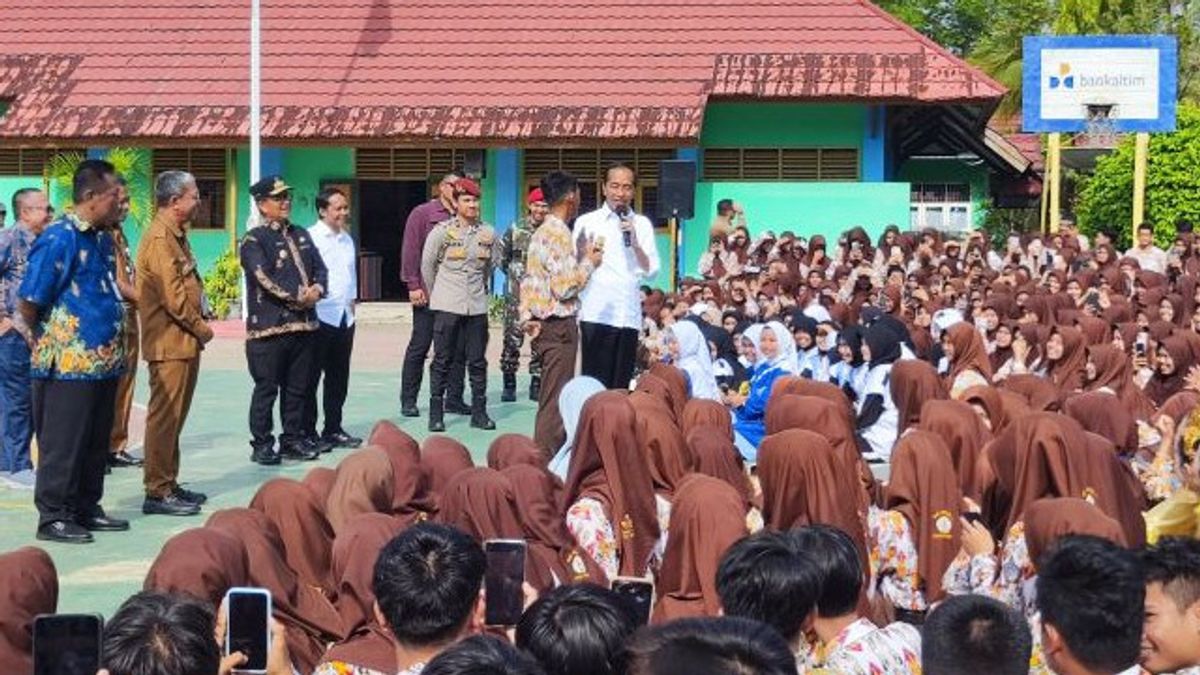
[529,377,541,402]
[305,436,335,454]
[280,442,320,461]
[37,520,93,544]
[323,430,362,449]
[172,486,208,505]
[108,450,143,468]
[428,398,446,433]
[251,446,282,466]
[500,387,517,403]
[400,403,420,417]
[445,399,471,415]
[77,514,131,531]
[143,494,201,516]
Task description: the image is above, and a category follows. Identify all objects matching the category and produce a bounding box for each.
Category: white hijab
[668,321,722,402]
[548,376,606,479]
[764,320,799,374]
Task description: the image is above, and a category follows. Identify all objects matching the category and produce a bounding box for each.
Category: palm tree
[43,147,152,228]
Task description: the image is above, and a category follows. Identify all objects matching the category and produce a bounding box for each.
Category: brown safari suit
[135,210,213,498]
[110,224,139,454]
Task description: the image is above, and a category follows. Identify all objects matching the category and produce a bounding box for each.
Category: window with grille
[910,183,972,232]
[152,149,229,230]
[355,148,481,181]
[700,148,860,181]
[522,148,675,225]
[0,148,85,176]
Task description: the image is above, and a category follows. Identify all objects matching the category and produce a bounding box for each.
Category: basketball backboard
[1022,35,1178,133]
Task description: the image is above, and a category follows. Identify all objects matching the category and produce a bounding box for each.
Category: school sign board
[1022,35,1178,133]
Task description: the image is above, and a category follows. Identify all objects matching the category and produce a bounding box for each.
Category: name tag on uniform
[446,245,467,260]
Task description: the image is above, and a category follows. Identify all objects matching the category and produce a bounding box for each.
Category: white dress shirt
[309,220,357,328]
[574,202,660,330]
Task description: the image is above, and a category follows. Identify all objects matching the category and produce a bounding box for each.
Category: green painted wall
[0,176,44,226]
[701,103,866,149]
[685,182,911,276]
[896,159,990,227]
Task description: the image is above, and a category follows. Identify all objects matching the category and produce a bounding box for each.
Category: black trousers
[400,304,466,406]
[247,331,314,449]
[304,321,355,437]
[430,312,488,402]
[580,321,639,390]
[33,377,118,527]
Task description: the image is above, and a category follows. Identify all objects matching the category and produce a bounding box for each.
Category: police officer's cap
[250,175,293,200]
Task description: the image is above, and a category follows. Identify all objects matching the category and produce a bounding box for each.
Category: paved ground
[0,318,540,618]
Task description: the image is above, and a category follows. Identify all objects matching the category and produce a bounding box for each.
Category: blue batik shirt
[19,214,125,380]
[0,222,36,322]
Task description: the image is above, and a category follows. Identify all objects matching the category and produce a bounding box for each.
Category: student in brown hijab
[769,376,855,427]
[374,438,437,525]
[647,362,689,421]
[757,428,868,570]
[0,547,57,675]
[1045,325,1088,394]
[765,394,873,512]
[1062,391,1138,454]
[367,419,420,458]
[1086,344,1156,420]
[1000,373,1062,412]
[486,433,542,470]
[1074,316,1112,346]
[1023,497,1127,568]
[207,508,345,674]
[249,478,338,597]
[652,474,749,623]
[872,431,962,611]
[919,399,990,499]
[502,464,605,588]
[422,435,475,498]
[943,322,993,399]
[1146,335,1195,408]
[889,359,949,434]
[1158,389,1200,423]
[681,398,734,438]
[984,412,1092,532]
[302,466,337,504]
[327,448,395,534]
[144,528,249,610]
[436,467,524,542]
[1079,431,1149,548]
[563,391,660,580]
[319,513,404,675]
[632,395,694,503]
[686,426,756,511]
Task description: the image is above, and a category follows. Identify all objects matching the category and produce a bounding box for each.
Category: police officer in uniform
[420,177,498,432]
[240,176,329,465]
[498,188,547,402]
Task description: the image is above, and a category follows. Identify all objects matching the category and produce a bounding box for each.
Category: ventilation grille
[701,148,860,181]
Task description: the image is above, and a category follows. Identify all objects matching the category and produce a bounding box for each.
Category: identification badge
[446,246,467,260]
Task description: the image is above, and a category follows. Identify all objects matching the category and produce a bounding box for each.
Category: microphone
[616,205,632,247]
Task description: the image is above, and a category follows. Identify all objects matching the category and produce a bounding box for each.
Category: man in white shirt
[574,164,659,389]
[1126,222,1168,274]
[305,188,361,449]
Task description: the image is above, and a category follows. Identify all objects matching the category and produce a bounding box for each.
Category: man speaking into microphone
[573,163,659,390]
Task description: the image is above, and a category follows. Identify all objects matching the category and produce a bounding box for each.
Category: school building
[0,0,1040,297]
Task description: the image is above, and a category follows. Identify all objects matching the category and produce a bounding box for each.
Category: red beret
[527,188,545,205]
[453,178,481,198]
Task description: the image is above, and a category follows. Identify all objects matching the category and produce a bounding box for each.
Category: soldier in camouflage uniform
[499,188,548,402]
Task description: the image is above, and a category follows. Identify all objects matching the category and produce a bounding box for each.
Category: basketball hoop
[1080,103,1119,148]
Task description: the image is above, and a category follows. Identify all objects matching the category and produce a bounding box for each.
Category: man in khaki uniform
[135,171,214,517]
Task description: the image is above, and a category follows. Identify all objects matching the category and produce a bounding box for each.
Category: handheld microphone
[616,205,632,247]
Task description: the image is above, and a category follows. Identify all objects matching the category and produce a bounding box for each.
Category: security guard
[498,188,547,402]
[240,175,329,465]
[420,177,498,432]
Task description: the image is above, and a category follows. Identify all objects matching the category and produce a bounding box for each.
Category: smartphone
[484,539,527,626]
[226,587,271,673]
[963,512,984,526]
[611,576,656,627]
[33,614,103,675]
[1136,341,1147,357]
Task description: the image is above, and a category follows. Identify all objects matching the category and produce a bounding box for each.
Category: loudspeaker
[657,160,696,220]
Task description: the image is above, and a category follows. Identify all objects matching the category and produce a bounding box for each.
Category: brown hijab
[422,435,476,498]
[1047,326,1088,393]
[885,431,962,603]
[945,322,994,386]
[757,429,869,569]
[1159,390,1200,423]
[368,419,420,458]
[686,426,756,509]
[503,464,606,588]
[1146,336,1195,408]
[1074,316,1112,346]
[1086,344,1155,420]
[0,547,57,675]
[486,434,542,470]
[1080,431,1149,548]
[206,508,345,674]
[769,376,855,427]
[321,513,404,675]
[647,363,690,421]
[652,474,749,623]
[327,448,395,534]
[249,478,338,596]
[1063,391,1138,453]
[961,385,1028,434]
[1000,374,1062,412]
[890,359,949,433]
[302,466,338,504]
[765,394,873,511]
[376,438,437,523]
[682,399,734,438]
[632,397,694,499]
[985,413,1092,530]
[1024,498,1127,568]
[437,467,526,544]
[563,391,661,578]
[919,399,990,499]
[144,528,249,610]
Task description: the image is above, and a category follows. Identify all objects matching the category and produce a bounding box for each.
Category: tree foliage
[1075,103,1200,250]
[44,147,153,229]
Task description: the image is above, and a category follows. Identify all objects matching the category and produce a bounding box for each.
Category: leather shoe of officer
[37,520,93,544]
[251,445,282,466]
[323,430,362,449]
[77,512,130,531]
[280,441,320,461]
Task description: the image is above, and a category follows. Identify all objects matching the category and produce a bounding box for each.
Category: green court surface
[0,324,539,618]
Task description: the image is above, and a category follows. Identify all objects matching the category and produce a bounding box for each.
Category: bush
[1075,103,1200,250]
[203,249,242,320]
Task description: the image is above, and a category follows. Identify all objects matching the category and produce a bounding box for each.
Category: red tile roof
[0,0,1006,142]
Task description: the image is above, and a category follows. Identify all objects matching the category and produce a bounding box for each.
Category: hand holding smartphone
[484,539,527,626]
[225,587,272,674]
[611,577,656,627]
[33,614,102,675]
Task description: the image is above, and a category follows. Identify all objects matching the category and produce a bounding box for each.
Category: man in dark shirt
[399,169,467,418]
[240,176,329,466]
